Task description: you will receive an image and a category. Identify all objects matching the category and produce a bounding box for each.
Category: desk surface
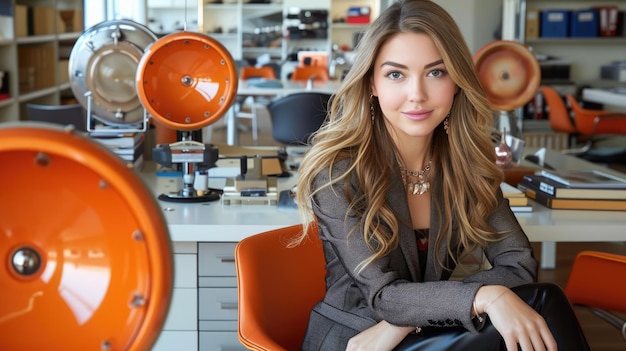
[582,88,626,108]
[140,148,626,244]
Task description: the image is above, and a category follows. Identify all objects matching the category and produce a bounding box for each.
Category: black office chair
[26,103,88,132]
[267,92,332,145]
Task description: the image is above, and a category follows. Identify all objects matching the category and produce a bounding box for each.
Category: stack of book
[518,169,626,211]
[89,130,145,170]
[501,182,532,213]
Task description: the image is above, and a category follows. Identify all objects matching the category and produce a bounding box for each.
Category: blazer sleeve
[461,193,538,286]
[311,160,487,333]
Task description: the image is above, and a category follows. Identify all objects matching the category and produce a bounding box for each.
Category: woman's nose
[408,78,426,102]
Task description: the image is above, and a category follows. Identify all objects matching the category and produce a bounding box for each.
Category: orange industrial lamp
[136,31,238,202]
[0,122,173,350]
[473,40,541,137]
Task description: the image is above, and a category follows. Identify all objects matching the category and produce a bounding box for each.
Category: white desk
[145,147,626,264]
[582,87,626,108]
[225,79,342,145]
[143,149,626,351]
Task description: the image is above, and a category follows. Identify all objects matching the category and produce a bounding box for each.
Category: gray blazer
[302,158,537,350]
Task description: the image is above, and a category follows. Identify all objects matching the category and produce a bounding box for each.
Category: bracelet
[483,289,509,314]
[472,298,484,323]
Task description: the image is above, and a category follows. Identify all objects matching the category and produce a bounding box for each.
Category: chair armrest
[591,113,626,135]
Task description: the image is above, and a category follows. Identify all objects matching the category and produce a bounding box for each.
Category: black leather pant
[393,282,591,351]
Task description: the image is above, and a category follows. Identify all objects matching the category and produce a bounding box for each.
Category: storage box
[595,6,619,37]
[570,9,598,37]
[600,62,626,82]
[526,9,541,39]
[539,59,571,81]
[346,6,370,24]
[541,10,570,38]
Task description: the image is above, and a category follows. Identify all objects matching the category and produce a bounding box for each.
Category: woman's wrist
[474,285,509,316]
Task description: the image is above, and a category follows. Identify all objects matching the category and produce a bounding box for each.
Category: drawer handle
[220,302,238,310]
[219,257,235,263]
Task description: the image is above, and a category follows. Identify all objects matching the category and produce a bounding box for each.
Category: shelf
[331,23,368,29]
[17,86,59,103]
[0,98,15,108]
[527,37,626,45]
[0,0,84,122]
[16,35,56,44]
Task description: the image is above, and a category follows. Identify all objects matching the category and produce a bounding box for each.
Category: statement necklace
[399,160,432,195]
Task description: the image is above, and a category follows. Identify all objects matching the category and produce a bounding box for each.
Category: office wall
[435,0,502,54]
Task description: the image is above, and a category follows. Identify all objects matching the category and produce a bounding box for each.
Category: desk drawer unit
[152,242,198,351]
[198,242,247,351]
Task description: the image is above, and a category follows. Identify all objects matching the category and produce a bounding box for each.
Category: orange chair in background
[240,66,277,80]
[235,224,326,351]
[291,65,330,81]
[565,93,626,136]
[564,251,626,341]
[540,86,578,135]
[539,86,585,153]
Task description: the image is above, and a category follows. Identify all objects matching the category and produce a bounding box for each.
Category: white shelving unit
[0,0,84,123]
[198,1,284,61]
[510,0,626,86]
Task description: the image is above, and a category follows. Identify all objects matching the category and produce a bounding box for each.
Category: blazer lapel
[387,174,422,281]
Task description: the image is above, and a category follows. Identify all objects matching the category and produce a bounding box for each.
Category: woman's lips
[402,110,432,121]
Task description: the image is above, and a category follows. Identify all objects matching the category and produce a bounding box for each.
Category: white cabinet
[0,0,84,123]
[197,242,247,351]
[152,242,199,351]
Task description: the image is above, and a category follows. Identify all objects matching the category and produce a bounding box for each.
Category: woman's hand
[346,320,414,351]
[475,286,557,351]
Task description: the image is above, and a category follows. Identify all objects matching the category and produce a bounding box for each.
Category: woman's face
[371,32,457,143]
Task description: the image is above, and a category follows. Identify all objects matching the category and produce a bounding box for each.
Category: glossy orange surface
[136,31,238,131]
[0,122,172,351]
[473,40,540,111]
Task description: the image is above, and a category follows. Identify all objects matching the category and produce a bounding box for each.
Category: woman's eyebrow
[379,59,444,70]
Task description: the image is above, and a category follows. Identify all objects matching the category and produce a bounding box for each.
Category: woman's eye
[429,69,446,78]
[387,71,403,80]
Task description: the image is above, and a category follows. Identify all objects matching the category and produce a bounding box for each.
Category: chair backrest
[235,224,326,351]
[267,92,332,145]
[26,103,88,132]
[565,93,626,136]
[291,66,330,81]
[539,86,577,134]
[564,250,626,338]
[240,66,277,80]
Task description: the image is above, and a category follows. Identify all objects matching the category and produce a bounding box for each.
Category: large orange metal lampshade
[473,40,541,111]
[136,31,238,131]
[0,123,172,351]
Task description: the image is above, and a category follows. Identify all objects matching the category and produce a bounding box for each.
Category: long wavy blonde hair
[294,0,504,271]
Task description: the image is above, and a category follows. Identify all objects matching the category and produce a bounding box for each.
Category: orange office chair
[565,93,626,136]
[235,223,326,351]
[240,66,277,80]
[564,251,626,341]
[291,66,330,81]
[236,66,278,141]
[540,86,578,135]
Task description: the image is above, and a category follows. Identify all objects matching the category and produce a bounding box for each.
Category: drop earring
[443,115,450,135]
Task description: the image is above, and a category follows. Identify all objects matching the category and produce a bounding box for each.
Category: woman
[294,1,590,350]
